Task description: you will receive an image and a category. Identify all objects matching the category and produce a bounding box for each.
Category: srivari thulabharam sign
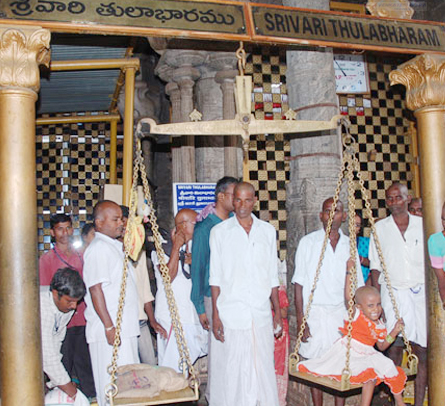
[252,5,445,52]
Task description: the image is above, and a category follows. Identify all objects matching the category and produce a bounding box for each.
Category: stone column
[195,63,224,182]
[0,25,50,406]
[211,52,242,178]
[283,1,341,405]
[166,50,206,183]
[390,53,445,406]
[156,64,182,183]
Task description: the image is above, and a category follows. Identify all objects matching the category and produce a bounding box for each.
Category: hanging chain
[354,152,418,374]
[289,119,346,372]
[236,41,246,76]
[105,146,141,405]
[106,140,198,406]
[289,117,417,386]
[341,129,359,390]
[137,142,198,384]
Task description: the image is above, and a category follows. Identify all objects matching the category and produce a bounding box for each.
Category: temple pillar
[166,50,206,183]
[156,64,182,183]
[195,63,224,182]
[390,53,445,406]
[211,52,242,178]
[0,25,50,406]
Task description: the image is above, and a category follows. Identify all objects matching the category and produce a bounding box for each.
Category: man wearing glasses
[151,208,208,373]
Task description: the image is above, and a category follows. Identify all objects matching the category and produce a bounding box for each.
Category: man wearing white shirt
[209,182,282,406]
[369,183,426,406]
[151,208,208,373]
[41,268,86,400]
[292,197,364,406]
[83,201,140,406]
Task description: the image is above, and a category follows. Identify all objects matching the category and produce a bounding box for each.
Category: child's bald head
[355,286,380,306]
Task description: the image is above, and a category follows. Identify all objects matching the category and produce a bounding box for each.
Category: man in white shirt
[151,208,208,373]
[83,201,140,406]
[209,182,282,406]
[41,268,86,400]
[369,183,426,406]
[292,197,363,406]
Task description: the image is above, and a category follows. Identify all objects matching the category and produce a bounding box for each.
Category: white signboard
[173,183,216,215]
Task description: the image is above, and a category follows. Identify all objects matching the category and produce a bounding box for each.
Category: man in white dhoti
[151,208,208,373]
[209,182,282,406]
[292,197,364,406]
[83,201,140,406]
[369,182,427,406]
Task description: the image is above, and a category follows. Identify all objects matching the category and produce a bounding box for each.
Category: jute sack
[115,364,188,399]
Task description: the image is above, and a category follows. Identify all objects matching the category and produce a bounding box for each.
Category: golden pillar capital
[390,53,445,406]
[389,53,445,111]
[0,25,50,92]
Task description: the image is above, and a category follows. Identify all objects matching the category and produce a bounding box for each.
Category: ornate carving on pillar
[0,26,50,91]
[366,0,414,19]
[389,53,445,111]
[210,52,241,178]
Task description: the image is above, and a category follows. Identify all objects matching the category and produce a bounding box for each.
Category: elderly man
[83,200,140,406]
[41,268,86,400]
[369,183,427,406]
[292,197,364,406]
[151,208,208,373]
[209,182,282,406]
[39,213,95,398]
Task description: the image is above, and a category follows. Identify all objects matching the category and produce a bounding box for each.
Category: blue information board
[173,183,216,215]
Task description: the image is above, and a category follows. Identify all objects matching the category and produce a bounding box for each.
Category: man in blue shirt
[190,176,238,402]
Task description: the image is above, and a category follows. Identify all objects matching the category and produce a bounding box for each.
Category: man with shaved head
[292,197,364,406]
[151,208,208,373]
[209,182,282,406]
[83,200,140,406]
[369,182,427,406]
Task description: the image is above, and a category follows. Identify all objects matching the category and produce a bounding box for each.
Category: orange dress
[298,311,407,394]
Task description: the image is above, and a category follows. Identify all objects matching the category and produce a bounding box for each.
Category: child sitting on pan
[297,259,407,406]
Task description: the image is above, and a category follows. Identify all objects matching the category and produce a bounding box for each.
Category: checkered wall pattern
[36,117,111,254]
[245,46,291,261]
[338,53,414,229]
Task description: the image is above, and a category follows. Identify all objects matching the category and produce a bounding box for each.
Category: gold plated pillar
[109,118,118,184]
[0,26,50,406]
[390,53,445,406]
[123,66,136,205]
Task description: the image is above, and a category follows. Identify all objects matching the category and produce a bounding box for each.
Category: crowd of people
[39,178,441,406]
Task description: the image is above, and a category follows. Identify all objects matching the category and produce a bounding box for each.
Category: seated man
[151,209,208,373]
[41,268,87,400]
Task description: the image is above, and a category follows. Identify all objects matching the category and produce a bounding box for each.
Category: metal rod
[36,113,120,125]
[110,119,118,184]
[122,67,136,206]
[50,58,140,71]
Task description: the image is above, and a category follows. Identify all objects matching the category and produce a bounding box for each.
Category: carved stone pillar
[390,53,445,406]
[166,50,206,183]
[0,25,50,406]
[156,63,181,184]
[195,63,224,182]
[211,52,242,178]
